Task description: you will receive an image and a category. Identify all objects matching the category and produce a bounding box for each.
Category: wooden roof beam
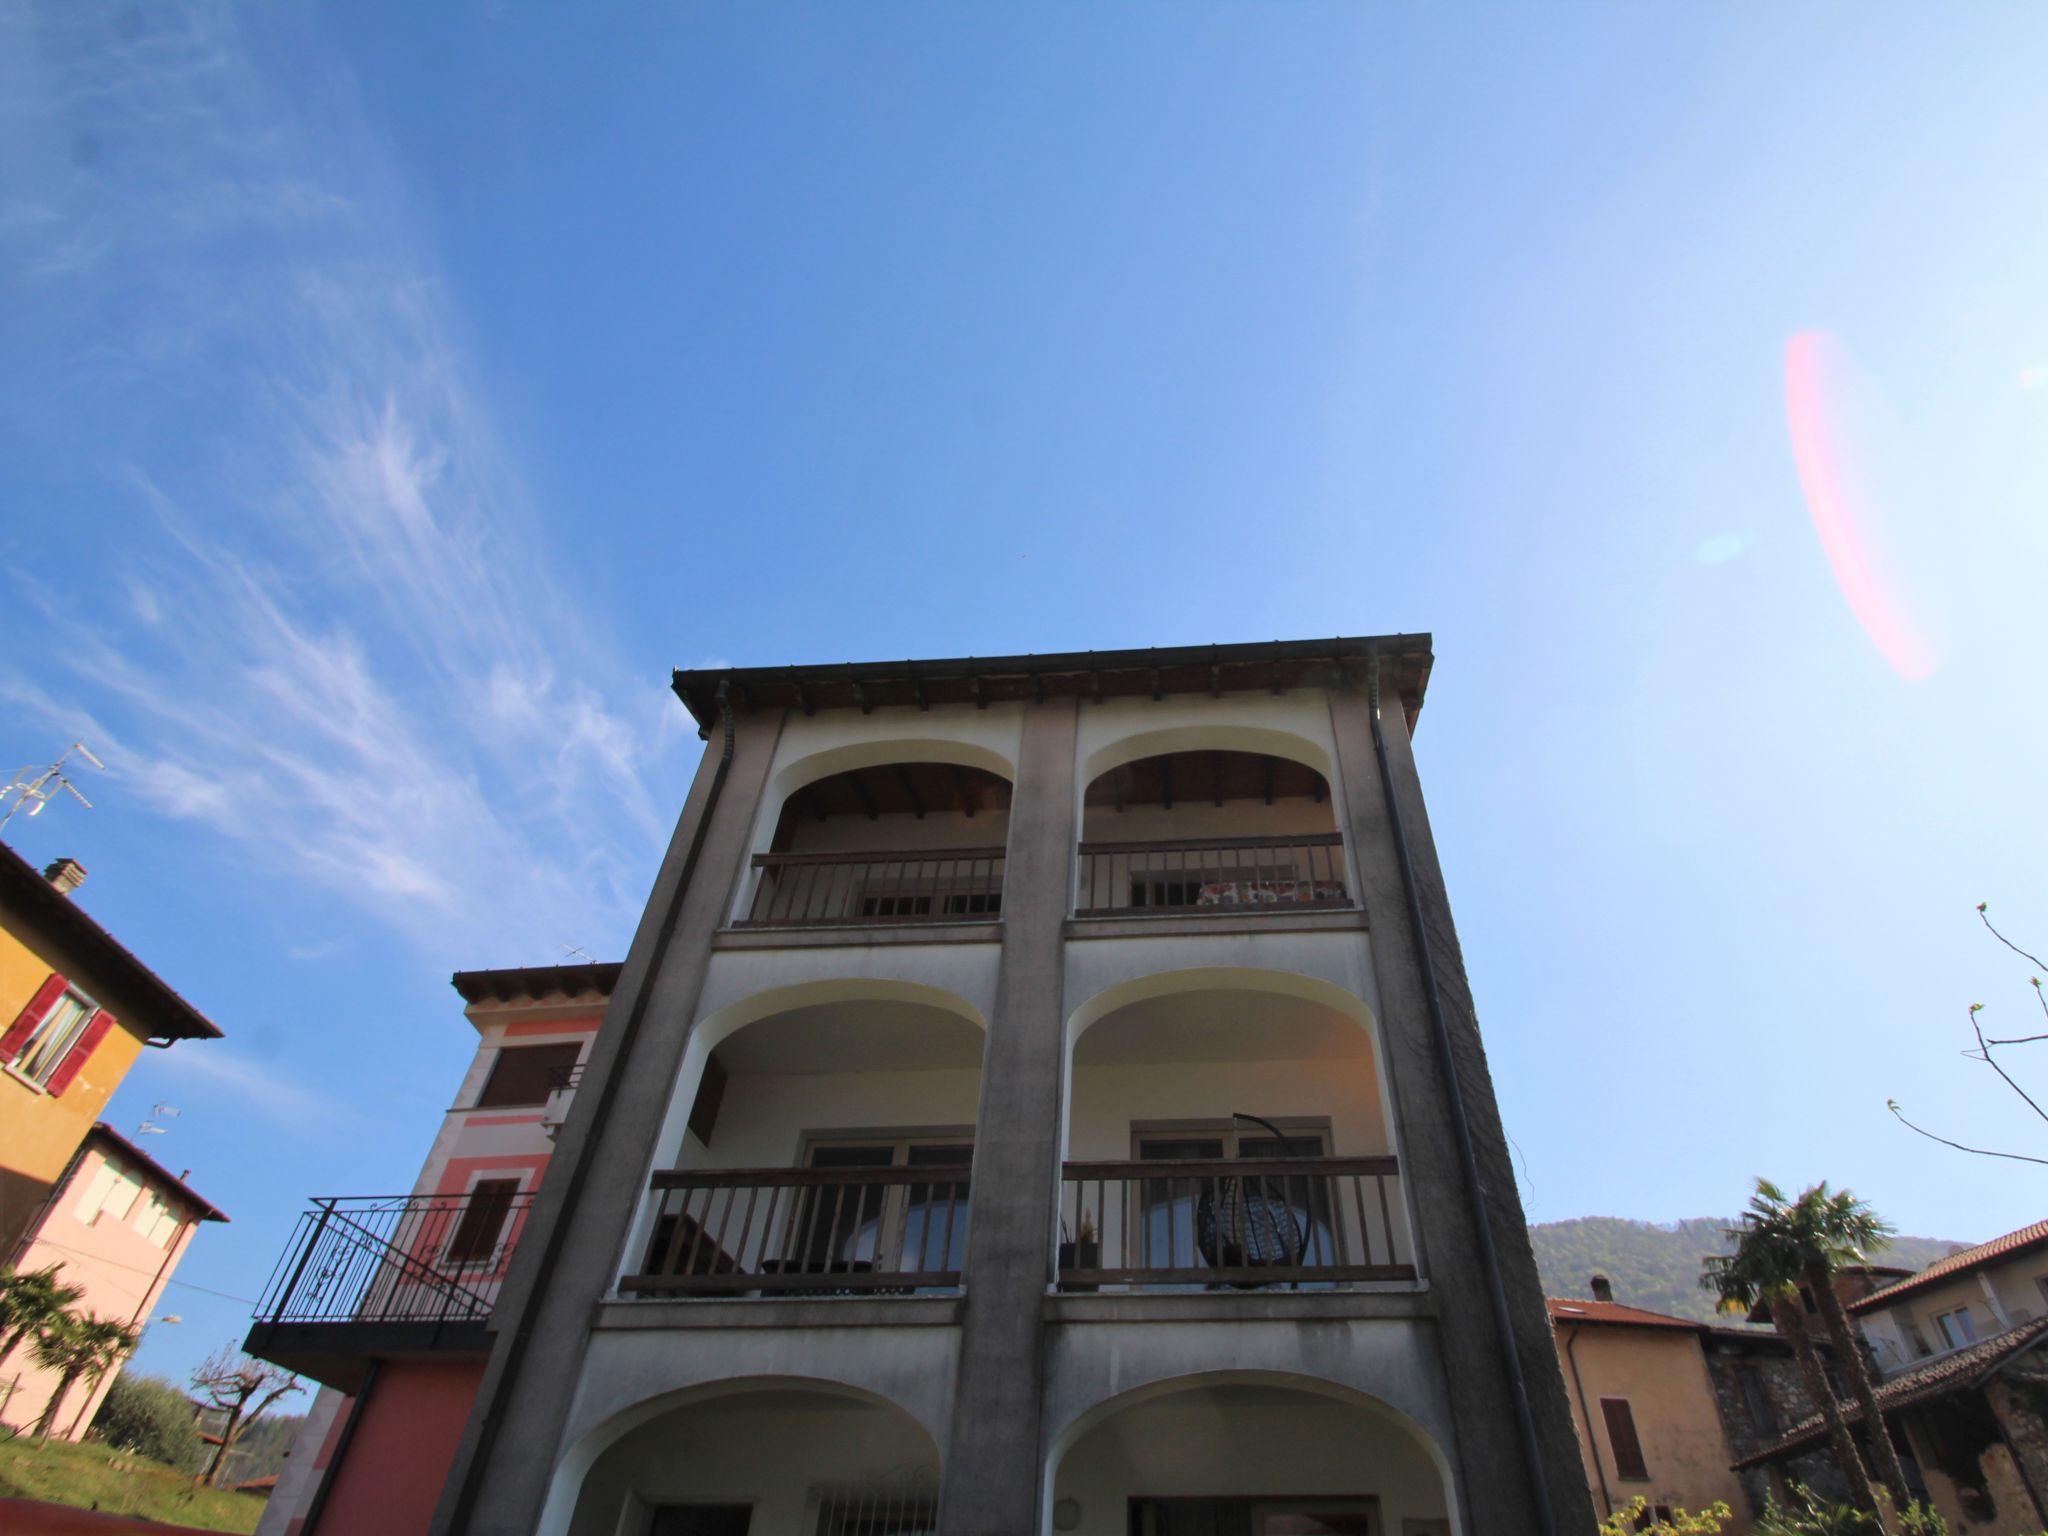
[849,770,881,820]
[893,765,926,819]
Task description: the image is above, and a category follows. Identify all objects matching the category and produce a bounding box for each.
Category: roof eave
[670,634,1435,737]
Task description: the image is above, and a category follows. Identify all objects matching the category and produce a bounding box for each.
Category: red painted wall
[314,1358,484,1535]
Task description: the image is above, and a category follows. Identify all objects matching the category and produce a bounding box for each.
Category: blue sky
[5,2,2048,1387]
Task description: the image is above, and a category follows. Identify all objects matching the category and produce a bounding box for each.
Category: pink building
[252,962,612,1536]
[1,1123,228,1439]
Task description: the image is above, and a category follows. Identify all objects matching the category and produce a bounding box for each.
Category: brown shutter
[2,973,69,1058]
[46,1009,115,1096]
[476,1043,582,1107]
[446,1179,520,1263]
[1601,1397,1649,1480]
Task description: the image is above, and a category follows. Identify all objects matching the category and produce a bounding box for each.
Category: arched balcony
[622,985,986,1298]
[560,1379,940,1536]
[1077,750,1349,918]
[739,760,1012,928]
[1057,973,1413,1293]
[1047,1373,1455,1536]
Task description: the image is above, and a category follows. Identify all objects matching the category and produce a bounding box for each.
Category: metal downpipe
[442,681,737,1534]
[1366,648,1560,1536]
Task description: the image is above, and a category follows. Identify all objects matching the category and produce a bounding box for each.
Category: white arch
[1043,1369,1460,1536]
[1080,724,1331,791]
[772,738,1016,801]
[544,1373,942,1536]
[1064,964,1374,1052]
[622,977,991,1285]
[694,975,989,1057]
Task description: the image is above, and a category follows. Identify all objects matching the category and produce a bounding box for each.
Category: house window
[815,1488,937,1536]
[1133,1123,1338,1275]
[1740,1372,1778,1437]
[445,1178,521,1265]
[1129,1498,1380,1536]
[6,982,99,1089]
[475,1043,582,1108]
[76,1159,142,1225]
[133,1189,179,1248]
[791,1136,972,1275]
[651,1506,752,1536]
[1600,1397,1650,1480]
[1934,1308,1978,1350]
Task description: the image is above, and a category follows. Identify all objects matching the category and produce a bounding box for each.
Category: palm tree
[0,1265,84,1369]
[1703,1183,1880,1518]
[30,1313,138,1441]
[1771,1180,1915,1513]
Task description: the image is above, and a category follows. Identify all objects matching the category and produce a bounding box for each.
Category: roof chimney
[1590,1274,1614,1303]
[43,858,87,897]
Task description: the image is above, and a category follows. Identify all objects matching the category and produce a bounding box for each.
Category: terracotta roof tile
[1547,1297,1703,1332]
[1733,1316,2048,1468]
[1849,1220,2048,1314]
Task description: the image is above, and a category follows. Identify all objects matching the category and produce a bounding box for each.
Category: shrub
[91,1371,203,1472]
[1755,1484,1951,1536]
[1599,1497,1731,1535]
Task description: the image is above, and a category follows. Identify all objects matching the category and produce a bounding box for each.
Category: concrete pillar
[1327,685,1595,1536]
[432,710,787,1536]
[939,696,1078,1536]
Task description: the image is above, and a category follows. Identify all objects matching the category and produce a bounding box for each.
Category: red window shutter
[45,1009,115,1096]
[2,973,70,1058]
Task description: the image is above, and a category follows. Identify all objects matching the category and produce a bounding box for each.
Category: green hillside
[1529,1217,1969,1324]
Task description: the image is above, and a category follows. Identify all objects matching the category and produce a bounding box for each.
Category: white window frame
[1933,1306,1978,1351]
[8,984,97,1089]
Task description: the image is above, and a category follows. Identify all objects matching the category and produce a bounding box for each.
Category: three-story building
[248,635,1590,1536]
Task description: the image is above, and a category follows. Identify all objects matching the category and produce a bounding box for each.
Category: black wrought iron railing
[1074,833,1350,917]
[621,1163,972,1296]
[737,848,1006,927]
[254,1191,535,1326]
[1056,1156,1411,1290]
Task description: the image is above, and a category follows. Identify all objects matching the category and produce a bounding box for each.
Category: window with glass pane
[1934,1308,1978,1350]
[795,1146,894,1270]
[900,1143,971,1273]
[790,1138,971,1282]
[13,990,92,1085]
[1136,1126,1334,1280]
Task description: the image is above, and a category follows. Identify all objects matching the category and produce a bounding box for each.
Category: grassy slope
[1530,1216,1969,1323]
[0,1436,265,1534]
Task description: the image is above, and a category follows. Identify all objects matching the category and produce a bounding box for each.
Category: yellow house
[1551,1287,1755,1533]
[1,841,222,1256]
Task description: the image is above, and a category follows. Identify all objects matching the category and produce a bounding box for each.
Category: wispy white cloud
[0,5,688,963]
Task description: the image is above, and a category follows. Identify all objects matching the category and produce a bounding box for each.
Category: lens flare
[1783,331,1936,681]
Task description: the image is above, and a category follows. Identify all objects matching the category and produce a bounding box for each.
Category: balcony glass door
[793,1137,972,1282]
[1135,1127,1337,1282]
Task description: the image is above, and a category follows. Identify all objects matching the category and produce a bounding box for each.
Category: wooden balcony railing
[737,848,1006,928]
[1075,833,1350,917]
[1056,1157,1411,1290]
[255,1191,535,1326]
[622,1163,972,1296]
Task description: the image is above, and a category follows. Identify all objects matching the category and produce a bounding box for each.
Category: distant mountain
[1528,1217,1970,1325]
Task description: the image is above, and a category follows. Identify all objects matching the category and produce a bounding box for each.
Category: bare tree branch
[1888,1099,2048,1166]
[1966,1005,2048,1126]
[1979,904,2048,972]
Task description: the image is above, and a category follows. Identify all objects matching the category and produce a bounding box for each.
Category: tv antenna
[559,944,594,964]
[0,742,105,831]
[135,1103,180,1138]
